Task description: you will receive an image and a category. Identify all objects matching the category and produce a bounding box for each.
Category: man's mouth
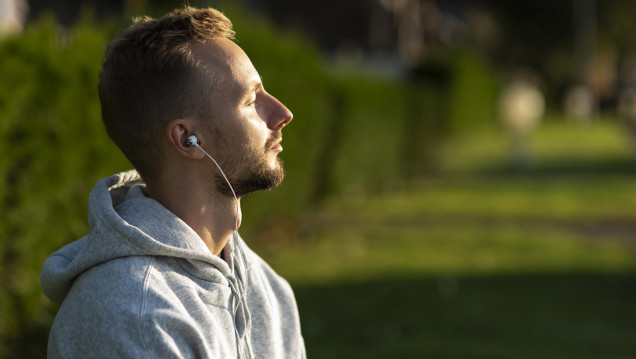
[271,137,283,151]
[268,135,283,152]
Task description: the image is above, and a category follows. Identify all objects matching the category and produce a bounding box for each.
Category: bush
[0,16,130,357]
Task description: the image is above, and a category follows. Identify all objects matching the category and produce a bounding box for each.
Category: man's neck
[146,179,240,256]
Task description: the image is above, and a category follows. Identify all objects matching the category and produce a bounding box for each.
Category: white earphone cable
[191,141,239,232]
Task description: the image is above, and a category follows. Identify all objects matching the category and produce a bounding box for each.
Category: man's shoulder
[48,256,155,358]
[59,256,154,316]
[67,255,234,321]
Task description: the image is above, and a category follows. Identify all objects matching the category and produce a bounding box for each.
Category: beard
[215,134,285,198]
[218,156,285,198]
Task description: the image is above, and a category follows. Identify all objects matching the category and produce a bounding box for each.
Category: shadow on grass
[475,158,636,177]
[295,272,636,359]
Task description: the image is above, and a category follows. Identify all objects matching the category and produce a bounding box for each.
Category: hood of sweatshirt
[41,170,234,305]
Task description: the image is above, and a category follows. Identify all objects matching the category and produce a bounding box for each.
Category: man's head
[99,6,292,197]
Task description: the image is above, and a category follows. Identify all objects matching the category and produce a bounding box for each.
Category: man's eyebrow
[247,77,264,92]
[239,77,263,100]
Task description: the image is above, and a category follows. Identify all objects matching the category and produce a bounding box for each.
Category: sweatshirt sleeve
[47,256,237,359]
[47,257,155,359]
[47,297,204,359]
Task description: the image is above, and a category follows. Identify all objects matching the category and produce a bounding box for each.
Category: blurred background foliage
[1,0,636,358]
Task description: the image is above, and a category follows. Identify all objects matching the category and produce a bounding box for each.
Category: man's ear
[165,119,204,159]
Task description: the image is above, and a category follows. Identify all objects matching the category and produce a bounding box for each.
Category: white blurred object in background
[499,81,545,133]
[499,80,545,169]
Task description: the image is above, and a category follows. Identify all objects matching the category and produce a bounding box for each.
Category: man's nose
[267,94,293,130]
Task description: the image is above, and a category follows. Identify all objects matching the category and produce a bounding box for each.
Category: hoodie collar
[41,170,233,304]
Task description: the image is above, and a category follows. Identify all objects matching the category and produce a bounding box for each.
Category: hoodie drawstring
[227,232,253,359]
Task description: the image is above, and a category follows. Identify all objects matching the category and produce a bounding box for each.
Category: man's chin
[268,153,283,169]
[219,159,285,198]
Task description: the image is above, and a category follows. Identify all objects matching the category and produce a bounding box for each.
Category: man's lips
[267,135,282,151]
[271,137,283,151]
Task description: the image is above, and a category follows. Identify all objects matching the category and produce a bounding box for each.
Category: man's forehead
[191,38,259,88]
[191,39,235,67]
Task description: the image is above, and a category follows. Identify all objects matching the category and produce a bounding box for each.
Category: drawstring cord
[227,232,253,359]
[227,275,250,359]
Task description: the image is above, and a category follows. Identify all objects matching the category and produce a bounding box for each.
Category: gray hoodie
[41,170,306,359]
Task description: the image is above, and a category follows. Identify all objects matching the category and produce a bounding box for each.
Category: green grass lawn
[253,119,636,359]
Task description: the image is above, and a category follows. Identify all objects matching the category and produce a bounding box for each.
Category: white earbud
[186,135,199,147]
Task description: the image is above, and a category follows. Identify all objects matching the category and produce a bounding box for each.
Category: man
[40,6,305,358]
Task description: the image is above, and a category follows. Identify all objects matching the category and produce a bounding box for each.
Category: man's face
[192,38,293,197]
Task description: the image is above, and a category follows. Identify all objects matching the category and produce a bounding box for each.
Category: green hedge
[0,16,130,357]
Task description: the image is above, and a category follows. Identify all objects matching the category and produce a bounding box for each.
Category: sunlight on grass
[432,118,636,174]
[265,197,636,284]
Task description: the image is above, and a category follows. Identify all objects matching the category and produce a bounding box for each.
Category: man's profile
[40,6,305,358]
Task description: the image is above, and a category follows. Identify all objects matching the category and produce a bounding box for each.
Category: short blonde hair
[98,6,235,181]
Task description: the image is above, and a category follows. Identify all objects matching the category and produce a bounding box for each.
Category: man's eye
[247,96,256,106]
